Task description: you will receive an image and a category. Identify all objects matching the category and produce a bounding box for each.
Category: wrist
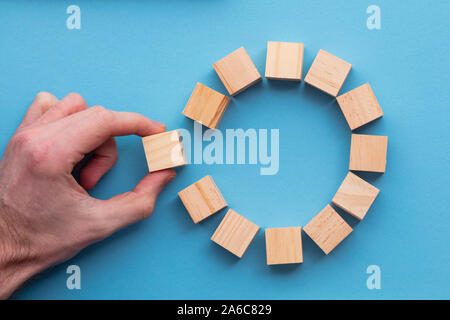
[0,213,43,299]
[0,253,42,299]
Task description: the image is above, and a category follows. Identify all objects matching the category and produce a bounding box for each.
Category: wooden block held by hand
[337,83,383,130]
[142,130,187,172]
[182,83,231,129]
[304,49,351,96]
[332,172,379,220]
[265,41,304,81]
[211,209,260,258]
[213,47,262,96]
[178,175,227,224]
[265,227,303,265]
[349,134,388,173]
[303,205,353,255]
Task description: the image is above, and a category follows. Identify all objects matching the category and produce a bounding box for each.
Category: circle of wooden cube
[337,83,384,130]
[211,209,260,258]
[332,172,380,220]
[172,43,389,265]
[265,41,304,81]
[349,134,388,173]
[265,227,303,265]
[178,175,227,224]
[182,83,231,129]
[213,47,262,96]
[304,49,352,97]
[141,130,187,172]
[303,205,353,255]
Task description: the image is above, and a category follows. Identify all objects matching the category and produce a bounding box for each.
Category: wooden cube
[337,83,383,130]
[332,172,379,220]
[265,41,304,81]
[265,227,303,265]
[178,175,227,224]
[304,49,352,96]
[349,134,388,173]
[142,130,187,172]
[182,83,231,129]
[211,209,260,258]
[303,205,353,255]
[213,47,262,96]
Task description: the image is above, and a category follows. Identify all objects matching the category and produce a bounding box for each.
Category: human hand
[0,92,175,299]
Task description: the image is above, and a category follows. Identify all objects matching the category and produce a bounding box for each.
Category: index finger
[57,105,166,155]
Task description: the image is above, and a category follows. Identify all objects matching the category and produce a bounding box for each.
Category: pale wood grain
[213,47,262,96]
[182,82,231,129]
[265,227,303,265]
[304,49,351,97]
[349,134,388,173]
[265,41,304,81]
[337,83,383,130]
[211,209,260,258]
[142,130,187,172]
[178,175,227,224]
[332,172,379,220]
[303,204,353,255]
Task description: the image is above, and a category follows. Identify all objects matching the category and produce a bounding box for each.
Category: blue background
[0,0,449,299]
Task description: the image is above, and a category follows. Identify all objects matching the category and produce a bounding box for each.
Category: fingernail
[155,121,166,132]
[168,170,176,181]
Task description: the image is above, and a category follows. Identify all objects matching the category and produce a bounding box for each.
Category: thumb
[98,169,176,234]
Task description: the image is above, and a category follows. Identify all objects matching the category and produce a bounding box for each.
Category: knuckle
[27,142,52,168]
[34,92,57,109]
[91,105,115,125]
[12,131,34,149]
[11,130,57,174]
[129,192,155,220]
[90,105,107,114]
[144,210,154,219]
[142,199,155,219]
[66,92,82,100]
[90,105,104,111]
[35,91,54,104]
[66,92,86,106]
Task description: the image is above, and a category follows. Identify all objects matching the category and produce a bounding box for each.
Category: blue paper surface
[0,0,448,299]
